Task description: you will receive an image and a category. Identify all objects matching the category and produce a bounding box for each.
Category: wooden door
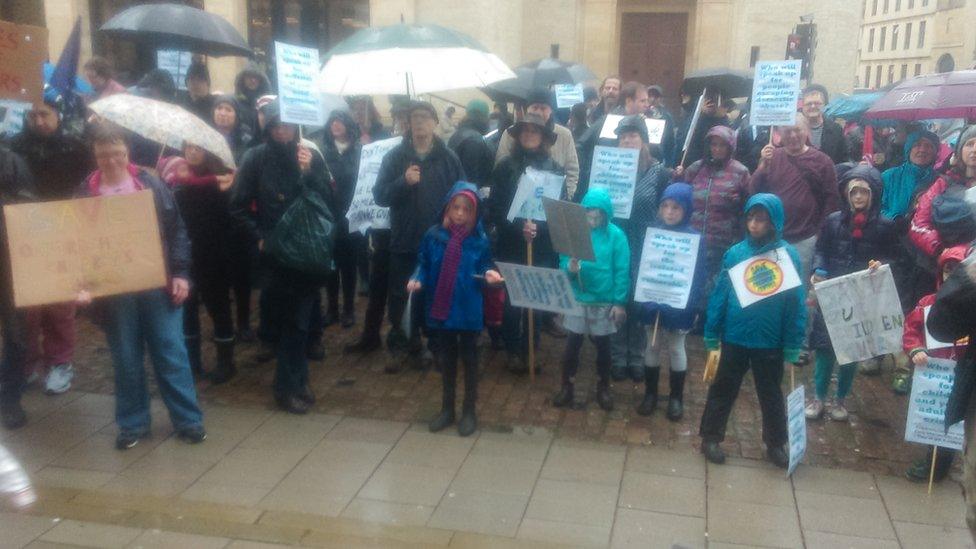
[619,12,688,113]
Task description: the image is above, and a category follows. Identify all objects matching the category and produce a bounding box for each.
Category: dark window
[895,0,901,10]
[883,0,889,13]
[914,63,922,76]
[892,25,899,50]
[864,65,871,87]
[905,22,912,49]
[868,28,875,52]
[918,20,926,48]
[908,0,914,8]
[750,46,760,67]
[900,64,907,80]
[872,0,878,15]
[880,26,887,50]
[876,65,883,87]
[888,65,895,84]
[246,0,369,62]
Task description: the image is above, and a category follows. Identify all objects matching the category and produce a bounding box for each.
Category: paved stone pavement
[1,390,972,548]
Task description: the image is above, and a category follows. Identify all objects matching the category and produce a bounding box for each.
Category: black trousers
[184,277,234,343]
[262,267,318,397]
[387,250,423,349]
[0,274,27,405]
[439,330,479,409]
[699,343,788,447]
[326,232,360,315]
[361,230,390,342]
[230,234,255,331]
[562,332,611,385]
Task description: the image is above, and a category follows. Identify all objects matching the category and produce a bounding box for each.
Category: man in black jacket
[802,85,847,165]
[373,101,464,372]
[447,100,492,187]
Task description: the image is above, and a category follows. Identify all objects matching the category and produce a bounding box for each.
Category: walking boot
[297,384,316,406]
[637,367,660,416]
[275,393,310,415]
[0,398,26,430]
[666,370,686,421]
[552,382,574,408]
[344,333,381,354]
[702,441,726,464]
[458,399,477,437]
[767,445,789,469]
[430,390,456,433]
[306,335,325,361]
[185,335,203,378]
[596,381,614,411]
[209,340,237,385]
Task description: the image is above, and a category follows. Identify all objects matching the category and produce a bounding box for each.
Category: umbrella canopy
[681,68,753,98]
[824,91,884,120]
[319,24,515,95]
[100,4,252,58]
[864,71,976,121]
[89,94,235,169]
[484,58,595,103]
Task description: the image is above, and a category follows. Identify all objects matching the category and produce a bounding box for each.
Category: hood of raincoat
[904,130,940,164]
[322,110,361,149]
[440,180,484,234]
[744,193,785,243]
[955,125,976,162]
[581,187,614,228]
[704,125,737,167]
[838,163,883,216]
[659,182,693,228]
[234,64,271,102]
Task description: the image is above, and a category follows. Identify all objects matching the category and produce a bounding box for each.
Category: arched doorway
[937,53,955,73]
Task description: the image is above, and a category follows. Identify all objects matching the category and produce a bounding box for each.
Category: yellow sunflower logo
[743,258,784,297]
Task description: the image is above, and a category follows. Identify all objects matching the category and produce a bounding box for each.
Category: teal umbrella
[320,24,515,96]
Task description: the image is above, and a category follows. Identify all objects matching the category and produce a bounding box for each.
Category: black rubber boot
[0,398,26,430]
[552,383,574,408]
[666,370,686,422]
[637,367,660,416]
[209,340,237,385]
[458,398,477,437]
[185,335,203,377]
[703,441,726,464]
[430,376,456,432]
[596,380,614,411]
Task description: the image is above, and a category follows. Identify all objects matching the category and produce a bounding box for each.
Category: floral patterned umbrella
[89,94,235,169]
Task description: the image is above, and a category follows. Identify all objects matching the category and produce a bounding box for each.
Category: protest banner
[496,262,582,316]
[589,145,638,219]
[905,357,964,451]
[346,136,401,234]
[275,41,322,126]
[814,265,904,364]
[0,19,47,107]
[749,60,802,127]
[4,191,166,307]
[728,247,801,308]
[635,228,701,308]
[506,167,565,222]
[598,115,666,145]
[542,198,594,261]
[156,50,193,90]
[554,83,584,109]
[787,384,806,476]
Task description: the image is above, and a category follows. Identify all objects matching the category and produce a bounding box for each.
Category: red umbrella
[864,70,976,121]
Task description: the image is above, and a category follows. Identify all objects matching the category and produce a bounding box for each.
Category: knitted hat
[466,99,489,117]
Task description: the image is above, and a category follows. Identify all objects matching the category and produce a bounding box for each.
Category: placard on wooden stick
[0,19,47,108]
[4,191,167,307]
[542,197,594,261]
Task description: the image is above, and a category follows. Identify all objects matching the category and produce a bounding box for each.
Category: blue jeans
[102,289,203,435]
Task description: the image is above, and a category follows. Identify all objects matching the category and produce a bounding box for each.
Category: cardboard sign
[156,50,193,90]
[554,83,584,109]
[905,357,965,451]
[814,265,904,364]
[750,60,802,127]
[275,41,322,126]
[589,145,638,219]
[635,228,701,308]
[542,198,594,261]
[728,247,801,307]
[787,385,806,476]
[4,191,167,307]
[346,136,401,234]
[506,167,565,222]
[598,115,666,145]
[0,20,47,107]
[496,262,582,315]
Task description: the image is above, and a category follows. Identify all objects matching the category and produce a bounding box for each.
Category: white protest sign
[924,306,956,351]
[506,167,565,222]
[905,357,964,451]
[156,49,192,90]
[680,93,706,156]
[728,247,801,308]
[635,228,701,308]
[787,384,806,476]
[0,99,29,136]
[496,262,582,316]
[589,145,638,219]
[275,41,322,126]
[346,136,401,234]
[749,60,802,127]
[554,83,584,109]
[814,265,904,365]
[598,115,666,145]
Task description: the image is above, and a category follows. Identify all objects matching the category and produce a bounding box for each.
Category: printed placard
[4,191,166,307]
[589,145,638,219]
[346,136,401,234]
[599,115,666,145]
[750,60,802,127]
[505,167,565,222]
[728,247,801,308]
[814,265,904,364]
[496,262,582,316]
[905,357,964,451]
[275,41,323,126]
[554,83,584,109]
[787,385,807,476]
[635,228,701,308]
[156,49,193,90]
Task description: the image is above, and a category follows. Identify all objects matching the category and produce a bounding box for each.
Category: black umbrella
[100,4,253,58]
[484,58,596,103]
[681,68,753,98]
[483,67,534,103]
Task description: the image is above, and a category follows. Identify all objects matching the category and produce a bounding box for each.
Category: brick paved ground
[64,293,943,478]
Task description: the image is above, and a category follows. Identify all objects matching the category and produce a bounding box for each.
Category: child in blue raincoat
[637,182,706,421]
[408,182,503,437]
[552,188,630,412]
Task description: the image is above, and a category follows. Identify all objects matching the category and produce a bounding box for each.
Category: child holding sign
[901,245,969,483]
[408,183,503,436]
[552,188,630,411]
[806,165,896,422]
[699,194,806,468]
[638,183,706,421]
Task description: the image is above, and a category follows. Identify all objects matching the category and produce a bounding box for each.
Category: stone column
[204,0,250,94]
[580,0,618,78]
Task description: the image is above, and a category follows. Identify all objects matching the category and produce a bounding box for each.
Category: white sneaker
[804,399,824,419]
[44,363,74,395]
[829,402,849,422]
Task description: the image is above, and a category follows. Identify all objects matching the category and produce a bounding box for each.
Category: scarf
[851,212,867,239]
[430,223,471,321]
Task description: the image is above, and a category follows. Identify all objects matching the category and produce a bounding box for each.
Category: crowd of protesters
[0,57,975,518]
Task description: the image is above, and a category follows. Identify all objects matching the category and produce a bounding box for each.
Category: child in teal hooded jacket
[552,188,630,411]
[699,193,806,468]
